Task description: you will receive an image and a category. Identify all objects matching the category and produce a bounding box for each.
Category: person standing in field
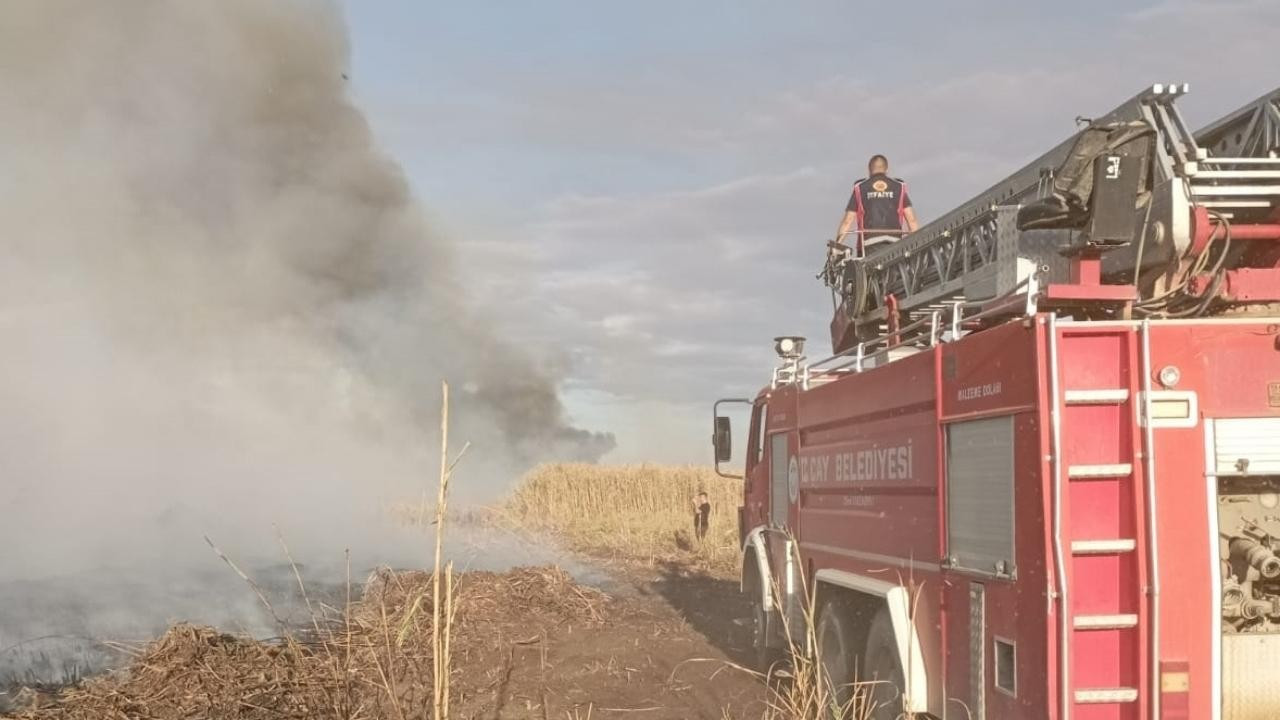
[692,492,711,543]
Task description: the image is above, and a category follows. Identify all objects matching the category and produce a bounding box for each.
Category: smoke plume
[0,0,611,685]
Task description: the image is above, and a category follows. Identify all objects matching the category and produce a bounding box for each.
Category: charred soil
[7,562,765,720]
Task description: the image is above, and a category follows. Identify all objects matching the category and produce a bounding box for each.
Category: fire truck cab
[713,85,1280,720]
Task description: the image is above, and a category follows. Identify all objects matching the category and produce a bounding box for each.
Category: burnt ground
[5,556,769,720]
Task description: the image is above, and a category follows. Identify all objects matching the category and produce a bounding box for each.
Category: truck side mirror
[712,397,750,479]
[713,416,732,463]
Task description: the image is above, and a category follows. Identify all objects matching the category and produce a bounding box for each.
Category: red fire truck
[713,85,1280,719]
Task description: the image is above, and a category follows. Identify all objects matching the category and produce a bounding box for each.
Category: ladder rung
[1074,613,1139,630]
[1071,538,1137,555]
[1064,389,1130,405]
[1075,687,1139,704]
[1068,463,1133,479]
[1197,199,1272,208]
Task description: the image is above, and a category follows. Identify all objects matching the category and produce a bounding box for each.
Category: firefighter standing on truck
[835,154,919,255]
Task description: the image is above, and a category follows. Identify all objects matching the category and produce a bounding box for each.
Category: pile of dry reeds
[15,623,342,720]
[12,566,605,720]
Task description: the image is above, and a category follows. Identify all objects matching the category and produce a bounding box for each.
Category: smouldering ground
[7,465,771,719]
[10,566,765,720]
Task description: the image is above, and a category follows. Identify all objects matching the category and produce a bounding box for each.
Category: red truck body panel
[741,315,1280,719]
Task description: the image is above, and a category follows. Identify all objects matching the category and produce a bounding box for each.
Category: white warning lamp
[774,336,806,360]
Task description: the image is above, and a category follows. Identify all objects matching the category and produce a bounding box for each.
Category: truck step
[1074,613,1139,630]
[1068,463,1133,479]
[1064,389,1130,405]
[1071,538,1137,555]
[1074,687,1139,704]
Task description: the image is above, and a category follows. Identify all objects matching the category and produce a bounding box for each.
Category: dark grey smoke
[0,0,610,687]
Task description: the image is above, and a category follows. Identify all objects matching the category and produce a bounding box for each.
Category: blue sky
[339,0,1278,462]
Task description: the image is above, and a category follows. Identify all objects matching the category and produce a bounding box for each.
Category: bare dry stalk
[275,527,349,717]
[431,380,449,720]
[442,561,454,720]
[430,381,470,720]
[896,565,925,720]
[203,534,284,629]
[275,527,324,641]
[345,548,353,678]
[378,596,406,720]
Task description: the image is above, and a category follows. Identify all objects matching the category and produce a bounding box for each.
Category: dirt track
[450,558,766,719]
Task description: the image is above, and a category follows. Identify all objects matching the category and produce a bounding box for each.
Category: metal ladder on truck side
[1049,317,1157,720]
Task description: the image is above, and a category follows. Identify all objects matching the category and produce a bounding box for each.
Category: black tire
[745,561,780,673]
[844,260,869,319]
[816,597,859,715]
[863,609,906,720]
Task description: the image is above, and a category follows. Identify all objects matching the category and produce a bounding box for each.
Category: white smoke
[0,0,611,685]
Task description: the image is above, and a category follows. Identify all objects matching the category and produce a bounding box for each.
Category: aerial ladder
[822,83,1280,354]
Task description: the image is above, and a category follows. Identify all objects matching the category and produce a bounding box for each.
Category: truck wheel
[749,588,779,672]
[863,609,906,720]
[816,597,858,713]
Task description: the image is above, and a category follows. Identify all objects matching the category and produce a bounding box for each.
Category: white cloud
[360,0,1280,462]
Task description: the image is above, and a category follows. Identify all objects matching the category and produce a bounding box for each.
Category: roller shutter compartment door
[947,415,1015,576]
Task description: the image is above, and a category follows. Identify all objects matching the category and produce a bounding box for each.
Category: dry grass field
[504,464,743,576]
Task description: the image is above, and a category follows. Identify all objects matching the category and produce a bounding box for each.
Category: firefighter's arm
[836,186,860,244]
[903,206,920,233]
[836,210,857,245]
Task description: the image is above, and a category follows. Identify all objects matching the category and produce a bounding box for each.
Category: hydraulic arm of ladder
[823,83,1280,353]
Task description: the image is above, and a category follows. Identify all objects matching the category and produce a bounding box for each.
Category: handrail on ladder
[800,271,1042,389]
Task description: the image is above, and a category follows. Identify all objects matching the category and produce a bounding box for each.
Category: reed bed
[505,464,742,575]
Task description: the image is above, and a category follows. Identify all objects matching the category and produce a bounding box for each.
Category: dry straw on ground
[504,464,742,575]
[12,566,604,720]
